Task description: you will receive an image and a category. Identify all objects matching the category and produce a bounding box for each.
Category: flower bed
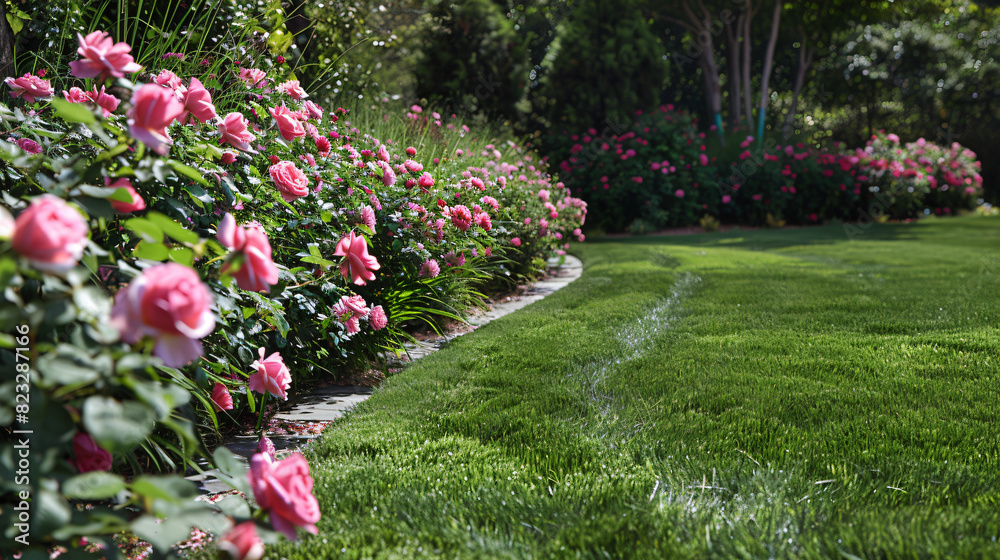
[0,28,584,558]
[544,107,983,231]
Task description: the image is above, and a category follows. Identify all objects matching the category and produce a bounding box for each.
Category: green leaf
[146,212,200,244]
[301,255,337,268]
[77,185,132,202]
[130,380,191,420]
[62,472,127,500]
[169,160,210,187]
[133,240,169,261]
[168,246,195,266]
[130,475,199,503]
[35,489,72,535]
[0,257,17,289]
[267,311,290,337]
[6,14,24,35]
[214,494,251,518]
[82,396,156,452]
[125,217,164,243]
[50,98,96,124]
[131,513,215,552]
[73,286,112,319]
[36,349,101,386]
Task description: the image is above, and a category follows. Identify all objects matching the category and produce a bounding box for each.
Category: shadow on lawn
[583,217,984,251]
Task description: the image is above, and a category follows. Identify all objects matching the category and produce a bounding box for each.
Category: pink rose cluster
[110,262,215,368]
[248,452,321,540]
[11,195,88,274]
[334,231,380,286]
[249,348,292,401]
[217,213,280,293]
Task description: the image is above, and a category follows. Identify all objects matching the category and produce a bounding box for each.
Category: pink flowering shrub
[549,107,984,229]
[0,20,586,559]
[548,105,716,231]
[853,132,983,218]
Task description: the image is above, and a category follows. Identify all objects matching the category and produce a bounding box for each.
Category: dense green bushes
[545,107,983,232]
[0,7,584,555]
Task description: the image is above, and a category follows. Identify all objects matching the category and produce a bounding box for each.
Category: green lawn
[267,215,1000,559]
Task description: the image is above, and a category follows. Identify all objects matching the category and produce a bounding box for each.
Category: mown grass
[261,215,1000,559]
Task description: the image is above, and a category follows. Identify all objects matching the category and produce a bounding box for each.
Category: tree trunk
[0,2,15,78]
[725,16,743,126]
[782,39,815,142]
[742,0,753,130]
[682,0,725,139]
[699,46,723,127]
[756,0,781,140]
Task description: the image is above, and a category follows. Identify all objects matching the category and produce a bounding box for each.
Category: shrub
[853,132,984,218]
[546,105,717,232]
[0,22,584,558]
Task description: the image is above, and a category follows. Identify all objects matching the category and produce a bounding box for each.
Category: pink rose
[106,177,145,213]
[63,87,90,103]
[248,453,321,540]
[15,138,42,154]
[304,100,324,120]
[360,205,376,230]
[154,69,185,94]
[12,195,88,274]
[70,432,113,473]
[334,231,380,286]
[420,259,440,278]
[248,348,291,401]
[451,205,472,231]
[277,79,308,100]
[333,294,369,319]
[239,68,268,88]
[315,136,331,154]
[217,213,280,293]
[378,160,396,187]
[259,436,277,460]
[417,172,434,192]
[89,86,120,117]
[110,263,215,368]
[211,383,234,412]
[510,237,521,247]
[69,30,142,80]
[474,212,492,231]
[218,521,264,560]
[221,151,237,164]
[269,104,305,141]
[370,305,387,330]
[4,73,53,103]
[268,161,309,202]
[127,84,185,156]
[219,112,256,152]
[182,77,218,123]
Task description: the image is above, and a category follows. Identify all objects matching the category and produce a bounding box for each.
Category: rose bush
[546,108,984,231]
[0,16,585,559]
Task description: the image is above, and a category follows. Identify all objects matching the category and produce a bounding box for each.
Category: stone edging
[187,254,583,493]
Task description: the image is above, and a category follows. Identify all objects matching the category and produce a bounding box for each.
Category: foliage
[546,105,717,232]
[852,131,984,218]
[413,0,529,121]
[0,6,584,556]
[530,0,666,132]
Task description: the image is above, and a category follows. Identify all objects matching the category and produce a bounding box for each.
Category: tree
[534,0,665,131]
[412,0,529,120]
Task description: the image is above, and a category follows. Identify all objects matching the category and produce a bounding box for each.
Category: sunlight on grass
[254,215,1000,559]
